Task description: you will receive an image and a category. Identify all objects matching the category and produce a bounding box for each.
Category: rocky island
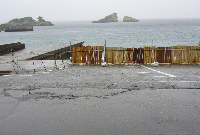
[123,16,139,22]
[35,16,54,26]
[0,16,54,31]
[92,13,118,23]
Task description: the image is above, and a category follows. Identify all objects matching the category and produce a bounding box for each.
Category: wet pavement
[0,60,200,134]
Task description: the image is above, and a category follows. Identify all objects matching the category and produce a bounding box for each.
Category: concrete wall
[0,42,25,55]
[27,42,84,60]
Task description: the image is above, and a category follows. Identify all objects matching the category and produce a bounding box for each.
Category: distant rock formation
[0,16,54,31]
[92,13,118,23]
[36,16,54,26]
[123,16,139,22]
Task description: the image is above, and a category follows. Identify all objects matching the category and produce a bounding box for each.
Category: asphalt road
[0,63,200,135]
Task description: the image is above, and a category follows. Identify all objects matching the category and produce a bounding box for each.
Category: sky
[1,0,200,23]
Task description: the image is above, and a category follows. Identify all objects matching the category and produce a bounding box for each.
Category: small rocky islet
[123,16,139,22]
[0,16,54,31]
[92,13,118,23]
[92,13,139,23]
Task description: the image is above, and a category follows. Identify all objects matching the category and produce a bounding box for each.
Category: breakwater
[71,45,200,64]
[0,42,25,55]
[26,42,84,60]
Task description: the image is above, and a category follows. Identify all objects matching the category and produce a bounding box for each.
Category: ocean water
[0,19,200,54]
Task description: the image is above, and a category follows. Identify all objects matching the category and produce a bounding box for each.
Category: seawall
[26,41,84,60]
[0,42,25,55]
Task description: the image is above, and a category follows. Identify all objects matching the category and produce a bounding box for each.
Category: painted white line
[169,75,176,78]
[141,65,176,78]
[154,76,165,78]
[19,75,33,77]
[41,72,50,74]
[159,81,200,83]
[3,75,11,77]
[137,72,149,74]
[179,81,199,82]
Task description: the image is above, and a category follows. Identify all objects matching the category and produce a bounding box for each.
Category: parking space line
[159,81,200,83]
[141,65,176,78]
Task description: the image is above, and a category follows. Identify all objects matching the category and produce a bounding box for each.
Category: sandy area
[0,61,200,134]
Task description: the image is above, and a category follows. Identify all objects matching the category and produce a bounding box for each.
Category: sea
[0,19,200,54]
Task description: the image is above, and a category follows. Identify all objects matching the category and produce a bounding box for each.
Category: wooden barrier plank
[125,48,129,63]
[93,46,97,64]
[71,45,200,65]
[129,48,134,63]
[97,46,103,64]
[72,47,76,63]
[197,46,200,63]
[171,46,176,64]
[134,48,139,63]
[195,46,199,63]
[85,46,91,64]
[183,46,189,64]
[143,47,147,64]
[140,48,144,64]
[95,46,98,64]
[144,47,151,64]
[166,47,171,63]
[90,46,94,64]
[157,47,163,63]
[182,46,187,63]
[112,47,117,64]
[76,46,81,63]
[123,48,126,63]
[151,46,156,63]
[116,47,123,64]
[105,47,109,63]
[178,46,182,63]
[188,46,192,64]
[80,45,85,63]
[191,46,198,63]
[96,46,100,64]
[126,48,132,63]
[106,47,113,64]
[100,46,104,64]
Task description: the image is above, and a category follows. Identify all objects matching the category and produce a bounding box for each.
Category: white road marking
[3,75,11,77]
[159,81,200,83]
[19,75,33,77]
[41,72,50,74]
[141,65,176,78]
[179,81,199,82]
[154,76,165,78]
[137,72,149,74]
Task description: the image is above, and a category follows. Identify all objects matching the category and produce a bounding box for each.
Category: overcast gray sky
[1,0,200,23]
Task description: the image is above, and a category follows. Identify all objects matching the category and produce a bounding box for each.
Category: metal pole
[70,41,72,62]
[70,41,71,54]
[104,40,106,62]
[17,56,18,68]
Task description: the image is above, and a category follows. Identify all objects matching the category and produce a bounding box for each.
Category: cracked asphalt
[0,62,200,135]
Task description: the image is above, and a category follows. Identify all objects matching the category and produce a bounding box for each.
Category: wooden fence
[71,45,200,64]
